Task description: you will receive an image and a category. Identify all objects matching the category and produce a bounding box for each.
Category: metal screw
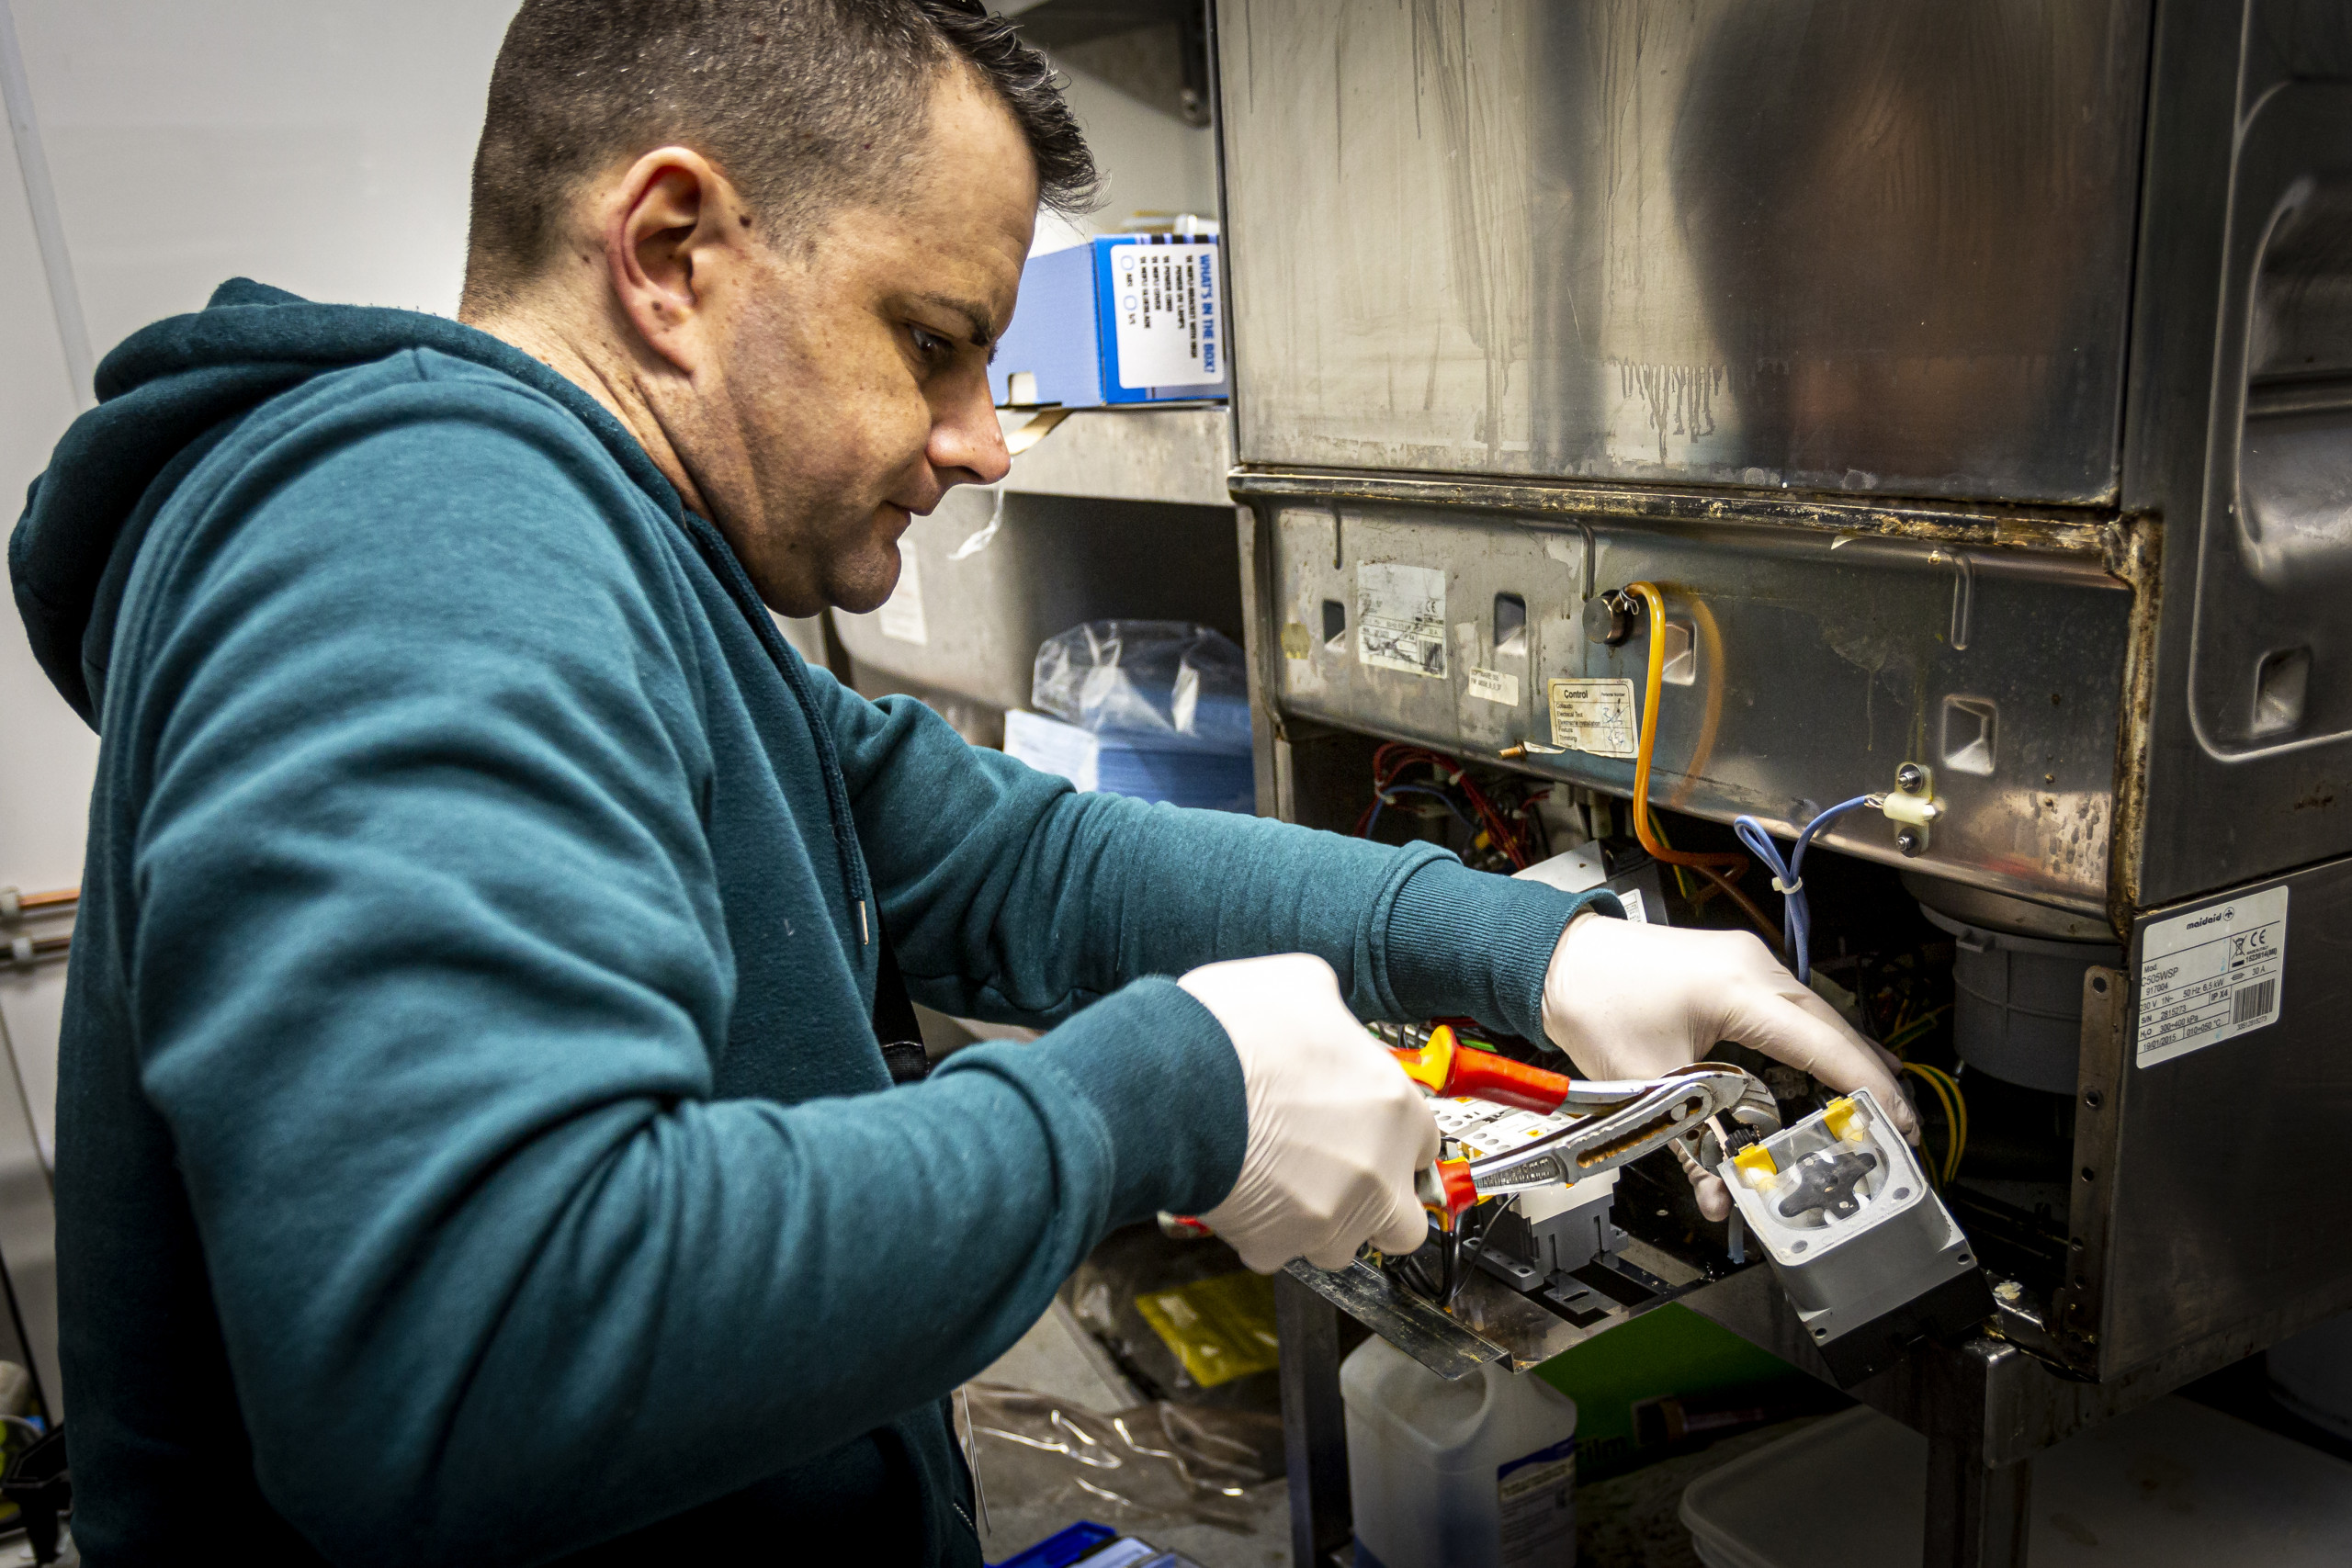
[2082,1089,2102,1109]
[1895,827,1924,856]
[1895,762,1927,793]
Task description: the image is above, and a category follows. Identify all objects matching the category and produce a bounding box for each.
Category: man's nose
[928,377,1012,489]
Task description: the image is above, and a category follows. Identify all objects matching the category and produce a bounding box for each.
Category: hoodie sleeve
[107,383,1245,1565]
[819,679,1602,1045]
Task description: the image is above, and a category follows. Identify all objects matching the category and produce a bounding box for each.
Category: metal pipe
[0,889,76,921]
[6,933,67,969]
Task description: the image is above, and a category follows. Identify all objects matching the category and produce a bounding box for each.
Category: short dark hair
[461,0,1097,310]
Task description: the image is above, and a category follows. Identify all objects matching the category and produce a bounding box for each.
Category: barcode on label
[2233,980,2277,1026]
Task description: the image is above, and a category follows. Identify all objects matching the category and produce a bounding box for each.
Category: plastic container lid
[1681,1396,2352,1566]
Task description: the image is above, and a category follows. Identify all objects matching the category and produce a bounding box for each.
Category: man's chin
[827,538,906,616]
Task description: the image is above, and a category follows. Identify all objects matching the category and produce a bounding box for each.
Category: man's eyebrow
[914,292,998,350]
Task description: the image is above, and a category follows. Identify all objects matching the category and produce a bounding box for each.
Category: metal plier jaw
[1397,1027,1777,1224]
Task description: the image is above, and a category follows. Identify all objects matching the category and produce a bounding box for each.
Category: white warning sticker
[1547,677,1637,758]
[1466,666,1521,707]
[1617,887,1648,924]
[1430,1100,1580,1160]
[1357,562,1448,678]
[2136,885,2289,1068]
[1110,242,1225,389]
[1498,1436,1577,1568]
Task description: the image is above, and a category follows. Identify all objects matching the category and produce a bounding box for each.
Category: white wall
[1032,54,1219,254]
[0,17,91,1169]
[0,1,519,1162]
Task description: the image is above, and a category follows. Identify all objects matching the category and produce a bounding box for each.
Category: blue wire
[1733,795,1875,985]
[1363,784,1480,844]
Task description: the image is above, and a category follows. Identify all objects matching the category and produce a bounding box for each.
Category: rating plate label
[2136,885,2288,1068]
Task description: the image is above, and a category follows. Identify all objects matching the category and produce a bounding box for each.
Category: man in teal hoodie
[8,3,1908,1563]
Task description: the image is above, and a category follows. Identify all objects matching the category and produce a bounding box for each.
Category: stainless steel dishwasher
[1206,4,2352,1563]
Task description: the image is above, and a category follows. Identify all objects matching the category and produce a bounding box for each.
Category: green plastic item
[1532,1303,1815,1483]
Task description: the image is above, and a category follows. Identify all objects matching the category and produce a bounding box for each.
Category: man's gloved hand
[1182,953,1440,1272]
[1538,910,1917,1222]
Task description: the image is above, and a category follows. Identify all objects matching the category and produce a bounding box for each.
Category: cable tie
[1771,875,1803,896]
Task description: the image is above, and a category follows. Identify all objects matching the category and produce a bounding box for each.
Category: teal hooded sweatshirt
[7,281,1611,1566]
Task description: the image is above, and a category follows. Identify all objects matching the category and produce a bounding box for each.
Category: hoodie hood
[9,277,673,726]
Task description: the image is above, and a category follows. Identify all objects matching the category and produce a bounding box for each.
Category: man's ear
[604,146,751,376]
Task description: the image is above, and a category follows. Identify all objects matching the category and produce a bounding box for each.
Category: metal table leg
[1921,1342,2032,1568]
[1924,1441,2030,1568]
[1275,1269,1351,1568]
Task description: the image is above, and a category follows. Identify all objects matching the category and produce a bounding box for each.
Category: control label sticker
[1356,562,1448,678]
[2136,885,2288,1068]
[1465,666,1521,707]
[1547,677,1637,758]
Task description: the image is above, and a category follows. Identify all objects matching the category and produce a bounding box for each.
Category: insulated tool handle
[1415,1158,1478,1227]
[1388,1024,1574,1114]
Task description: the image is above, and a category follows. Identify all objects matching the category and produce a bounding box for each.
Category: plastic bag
[962,1383,1283,1534]
[1032,623,1251,753]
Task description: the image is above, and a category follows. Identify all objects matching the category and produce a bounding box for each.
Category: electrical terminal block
[1877,761,1941,857]
[1716,1089,1993,1384]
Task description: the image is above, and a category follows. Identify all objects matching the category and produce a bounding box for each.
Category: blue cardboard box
[989,234,1228,408]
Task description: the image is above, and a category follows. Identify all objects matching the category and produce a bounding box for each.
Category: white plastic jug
[1341,1334,1579,1568]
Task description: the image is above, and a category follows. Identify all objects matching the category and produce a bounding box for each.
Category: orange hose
[1623,582,1784,948]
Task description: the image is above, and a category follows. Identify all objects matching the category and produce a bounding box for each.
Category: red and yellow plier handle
[1395,1027,1770,1230]
[1387,1023,1580,1113]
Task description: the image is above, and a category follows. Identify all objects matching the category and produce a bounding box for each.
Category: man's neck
[462,302,713,519]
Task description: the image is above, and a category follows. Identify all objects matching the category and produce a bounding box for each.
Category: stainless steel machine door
[1217,0,2150,505]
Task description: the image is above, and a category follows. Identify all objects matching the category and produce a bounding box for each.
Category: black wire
[1447,1194,1521,1307]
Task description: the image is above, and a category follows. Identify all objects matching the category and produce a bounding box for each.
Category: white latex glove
[1539,911,1917,1222]
[1183,953,1441,1272]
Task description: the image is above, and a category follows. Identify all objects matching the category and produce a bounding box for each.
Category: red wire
[1358,745,1536,871]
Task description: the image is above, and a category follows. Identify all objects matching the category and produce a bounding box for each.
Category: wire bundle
[1900,1061,1968,1182]
[1880,1002,1951,1056]
[1731,796,1875,985]
[1354,743,1548,871]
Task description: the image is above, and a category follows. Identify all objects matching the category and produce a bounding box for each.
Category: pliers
[1389,1025,1777,1224]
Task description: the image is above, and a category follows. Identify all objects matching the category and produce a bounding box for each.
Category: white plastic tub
[1680,1395,2352,1566]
